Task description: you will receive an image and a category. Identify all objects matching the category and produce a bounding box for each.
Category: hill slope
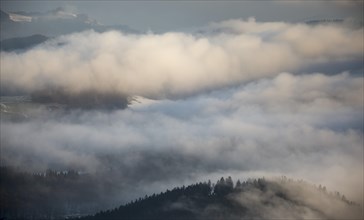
[0,34,49,51]
[0,8,137,40]
[80,177,362,220]
[1,166,361,220]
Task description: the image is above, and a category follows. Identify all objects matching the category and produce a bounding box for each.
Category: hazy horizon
[1,0,363,32]
[1,1,363,219]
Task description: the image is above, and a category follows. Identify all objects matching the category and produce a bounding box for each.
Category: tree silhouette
[1,167,358,220]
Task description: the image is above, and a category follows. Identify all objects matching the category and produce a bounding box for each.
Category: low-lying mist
[0,18,363,218]
[1,72,362,205]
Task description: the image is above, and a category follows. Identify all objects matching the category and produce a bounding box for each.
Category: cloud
[229,178,363,219]
[1,19,362,100]
[0,18,362,212]
[1,72,362,203]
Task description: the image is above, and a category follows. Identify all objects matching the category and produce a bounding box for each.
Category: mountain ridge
[1,167,362,220]
[0,34,49,51]
[78,176,361,220]
[0,8,138,40]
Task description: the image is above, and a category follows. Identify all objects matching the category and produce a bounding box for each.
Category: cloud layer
[1,72,362,203]
[1,19,362,99]
[230,178,362,219]
[0,19,363,209]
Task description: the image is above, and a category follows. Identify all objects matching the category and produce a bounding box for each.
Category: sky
[0,0,363,216]
[1,0,363,32]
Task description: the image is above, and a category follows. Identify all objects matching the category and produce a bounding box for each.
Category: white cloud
[231,178,362,219]
[1,19,362,99]
[0,18,362,208]
[1,72,362,203]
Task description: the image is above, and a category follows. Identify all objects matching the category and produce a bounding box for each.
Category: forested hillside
[0,166,116,219]
[80,176,361,220]
[2,167,360,220]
